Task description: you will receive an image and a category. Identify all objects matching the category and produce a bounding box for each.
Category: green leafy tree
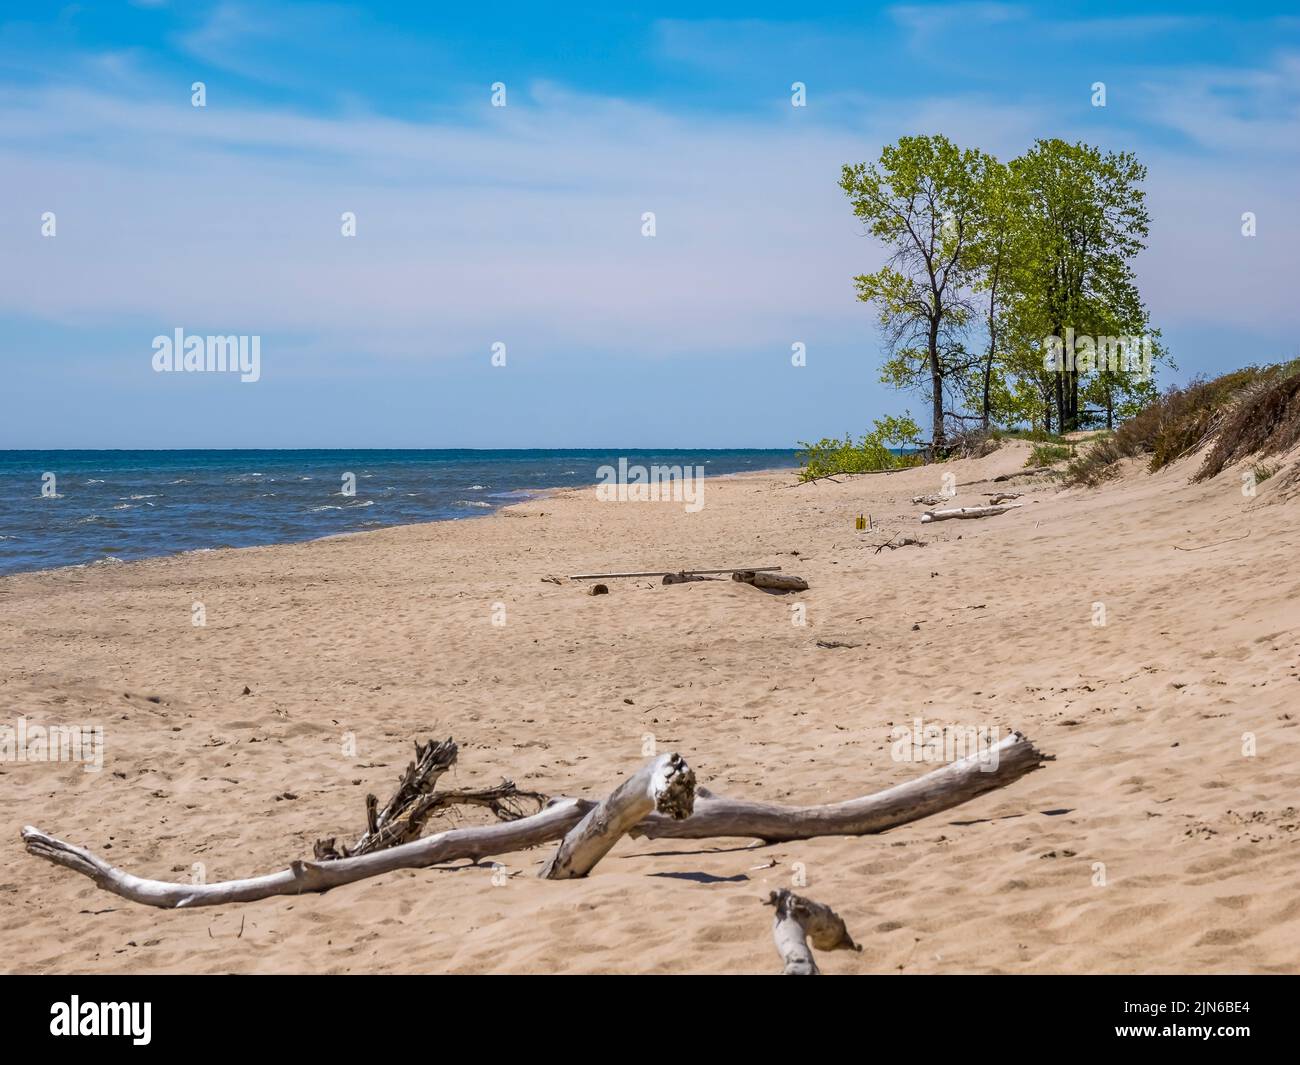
[969,154,1021,430]
[840,135,986,451]
[1007,139,1152,432]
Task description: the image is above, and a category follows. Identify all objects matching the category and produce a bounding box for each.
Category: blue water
[0,450,798,576]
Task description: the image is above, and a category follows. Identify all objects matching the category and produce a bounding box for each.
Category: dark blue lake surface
[0,450,798,576]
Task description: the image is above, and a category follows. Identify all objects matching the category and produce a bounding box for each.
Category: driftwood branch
[541,753,695,879]
[629,731,1048,842]
[22,801,589,909]
[731,570,809,593]
[569,566,782,580]
[920,503,1023,524]
[766,889,861,975]
[22,733,1049,908]
[313,737,547,859]
[992,466,1053,482]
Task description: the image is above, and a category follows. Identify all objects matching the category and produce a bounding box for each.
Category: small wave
[310,500,375,512]
[85,478,105,485]
[123,494,159,500]
[456,499,493,508]
[168,478,192,485]
[465,484,487,490]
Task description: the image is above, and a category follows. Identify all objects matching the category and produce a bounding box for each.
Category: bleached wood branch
[22,800,589,910]
[766,889,861,975]
[540,753,695,879]
[629,731,1048,842]
[22,734,1048,908]
[920,503,1022,523]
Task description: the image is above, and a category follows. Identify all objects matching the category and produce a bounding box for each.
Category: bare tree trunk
[540,753,695,880]
[929,316,946,452]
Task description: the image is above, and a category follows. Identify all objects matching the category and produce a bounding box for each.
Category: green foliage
[1027,442,1074,466]
[836,134,1166,446]
[797,414,925,481]
[840,135,987,447]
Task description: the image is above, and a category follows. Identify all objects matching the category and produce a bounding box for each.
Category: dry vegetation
[1063,362,1300,487]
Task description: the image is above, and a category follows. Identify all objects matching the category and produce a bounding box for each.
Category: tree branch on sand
[921,503,1022,523]
[21,733,1050,910]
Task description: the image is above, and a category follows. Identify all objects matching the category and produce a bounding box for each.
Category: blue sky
[2,1,1298,447]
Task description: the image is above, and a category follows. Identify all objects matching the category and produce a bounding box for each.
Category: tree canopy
[841,134,1163,448]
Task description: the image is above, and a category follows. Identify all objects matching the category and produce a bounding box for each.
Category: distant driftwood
[920,503,1023,524]
[992,466,1054,482]
[570,566,782,580]
[731,570,809,593]
[22,733,1048,911]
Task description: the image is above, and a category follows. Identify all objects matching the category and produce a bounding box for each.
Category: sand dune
[2,440,1297,974]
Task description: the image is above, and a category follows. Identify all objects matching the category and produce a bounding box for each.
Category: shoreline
[0,460,800,582]
[3,440,1298,973]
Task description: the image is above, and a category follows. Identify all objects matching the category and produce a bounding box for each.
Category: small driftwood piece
[317,737,457,859]
[22,734,1048,907]
[992,466,1053,482]
[540,753,695,879]
[986,492,1021,504]
[911,494,943,506]
[874,534,926,553]
[766,889,861,974]
[732,570,809,593]
[662,571,715,585]
[920,503,1023,524]
[570,566,782,580]
[313,737,547,860]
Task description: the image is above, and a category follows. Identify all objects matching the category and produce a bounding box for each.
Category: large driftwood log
[22,733,1048,908]
[732,570,809,593]
[540,753,695,879]
[766,889,861,975]
[630,731,1047,842]
[920,503,1022,524]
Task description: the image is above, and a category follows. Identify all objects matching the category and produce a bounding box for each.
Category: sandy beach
[2,439,1297,974]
